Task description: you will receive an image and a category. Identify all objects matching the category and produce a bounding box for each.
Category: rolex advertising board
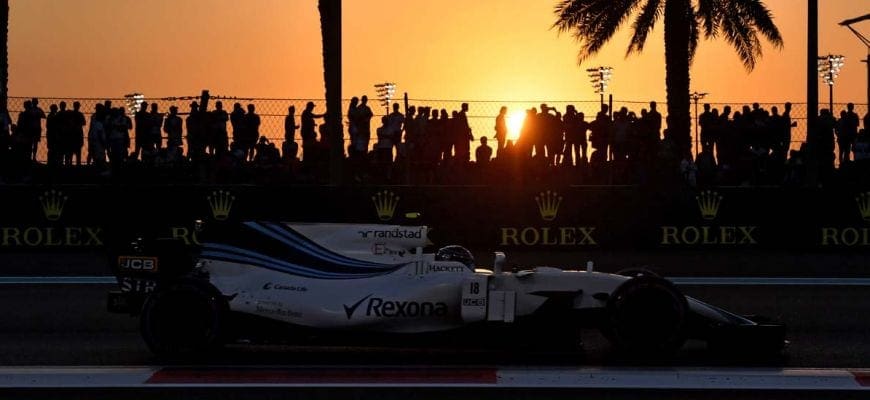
[0,185,866,251]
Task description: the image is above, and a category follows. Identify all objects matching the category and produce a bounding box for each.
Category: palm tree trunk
[663,0,691,160]
[318,0,342,185]
[1,0,8,114]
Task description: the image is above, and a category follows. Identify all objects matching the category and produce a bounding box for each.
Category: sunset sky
[8,0,869,106]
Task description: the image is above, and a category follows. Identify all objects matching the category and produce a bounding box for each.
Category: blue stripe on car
[201,247,399,279]
[252,222,397,269]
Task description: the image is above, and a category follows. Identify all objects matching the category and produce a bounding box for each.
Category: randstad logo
[39,189,68,221]
[499,190,597,247]
[372,190,399,221]
[661,190,757,246]
[208,190,235,221]
[535,190,562,221]
[695,190,722,220]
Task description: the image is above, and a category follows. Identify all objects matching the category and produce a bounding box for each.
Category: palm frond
[695,0,722,38]
[737,0,784,48]
[627,0,663,56]
[720,7,763,71]
[553,0,644,63]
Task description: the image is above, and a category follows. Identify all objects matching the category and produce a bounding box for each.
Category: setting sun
[507,111,527,142]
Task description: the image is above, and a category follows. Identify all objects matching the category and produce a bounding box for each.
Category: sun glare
[506,111,526,142]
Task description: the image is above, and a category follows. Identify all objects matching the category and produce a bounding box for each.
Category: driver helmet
[435,245,475,269]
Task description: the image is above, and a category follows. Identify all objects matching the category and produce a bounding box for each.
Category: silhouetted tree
[319,0,342,184]
[1,0,8,115]
[553,0,783,157]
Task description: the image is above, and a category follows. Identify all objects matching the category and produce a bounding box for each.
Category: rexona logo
[1,190,103,248]
[499,190,598,246]
[208,190,235,221]
[343,294,448,319]
[660,190,758,246]
[372,190,399,221]
[819,192,870,246]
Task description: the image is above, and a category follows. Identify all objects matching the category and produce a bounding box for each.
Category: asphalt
[0,282,868,368]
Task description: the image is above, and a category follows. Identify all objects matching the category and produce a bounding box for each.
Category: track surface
[2,248,870,367]
[1,282,868,367]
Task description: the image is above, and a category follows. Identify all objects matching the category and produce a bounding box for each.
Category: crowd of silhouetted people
[0,96,868,187]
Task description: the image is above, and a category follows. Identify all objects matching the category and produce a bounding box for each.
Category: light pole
[586,66,613,106]
[690,91,708,158]
[818,55,845,112]
[840,14,870,113]
[374,82,396,115]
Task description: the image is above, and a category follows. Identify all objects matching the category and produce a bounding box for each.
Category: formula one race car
[107,222,785,357]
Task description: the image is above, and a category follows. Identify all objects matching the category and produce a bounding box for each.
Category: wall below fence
[0,185,869,252]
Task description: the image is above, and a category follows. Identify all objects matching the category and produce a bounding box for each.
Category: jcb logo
[118,256,159,272]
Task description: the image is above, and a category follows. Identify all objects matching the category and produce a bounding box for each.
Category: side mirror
[493,252,506,274]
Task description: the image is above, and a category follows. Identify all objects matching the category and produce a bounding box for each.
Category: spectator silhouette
[386,102,404,161]
[346,97,359,155]
[230,103,246,152]
[186,102,205,160]
[837,103,860,163]
[300,101,325,162]
[356,96,374,155]
[494,106,507,158]
[476,136,492,164]
[283,105,299,160]
[133,102,150,159]
[210,101,229,156]
[456,103,473,162]
[69,101,86,166]
[29,98,46,162]
[150,103,164,152]
[164,106,183,155]
[45,104,59,167]
[244,104,261,161]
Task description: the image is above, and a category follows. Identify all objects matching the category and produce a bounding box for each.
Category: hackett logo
[499,190,597,246]
[660,191,758,246]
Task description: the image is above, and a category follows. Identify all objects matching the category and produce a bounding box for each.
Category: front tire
[603,276,688,356]
[140,283,226,357]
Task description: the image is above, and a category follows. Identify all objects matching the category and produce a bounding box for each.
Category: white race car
[108,222,785,357]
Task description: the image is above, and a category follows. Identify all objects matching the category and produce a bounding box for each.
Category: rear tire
[140,283,226,358]
[603,276,687,356]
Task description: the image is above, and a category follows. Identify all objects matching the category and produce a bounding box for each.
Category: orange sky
[8,0,869,105]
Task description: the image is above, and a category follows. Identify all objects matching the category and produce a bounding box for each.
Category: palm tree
[553,0,783,158]
[318,0,342,184]
[1,0,8,115]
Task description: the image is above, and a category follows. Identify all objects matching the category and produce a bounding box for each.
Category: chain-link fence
[7,96,867,163]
